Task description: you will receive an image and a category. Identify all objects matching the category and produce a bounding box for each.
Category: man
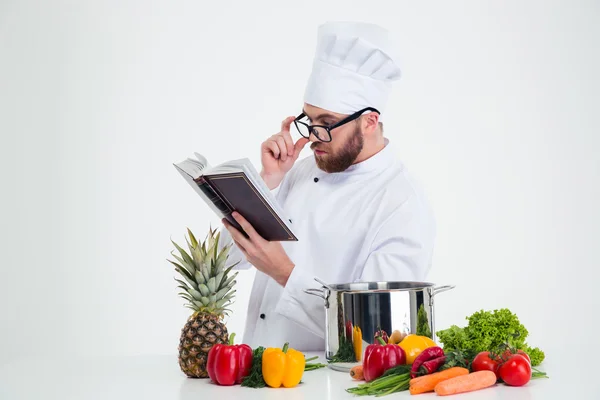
[218,21,436,351]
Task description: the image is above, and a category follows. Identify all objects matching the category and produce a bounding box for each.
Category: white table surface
[0,352,594,399]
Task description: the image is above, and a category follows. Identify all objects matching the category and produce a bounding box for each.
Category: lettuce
[436,308,545,366]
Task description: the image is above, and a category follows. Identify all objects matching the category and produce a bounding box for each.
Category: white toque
[303,21,402,118]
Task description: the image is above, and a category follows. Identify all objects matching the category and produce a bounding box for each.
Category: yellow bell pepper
[352,326,363,361]
[398,334,436,364]
[421,335,437,348]
[262,342,305,388]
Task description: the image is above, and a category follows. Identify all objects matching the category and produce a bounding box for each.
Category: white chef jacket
[217,139,436,351]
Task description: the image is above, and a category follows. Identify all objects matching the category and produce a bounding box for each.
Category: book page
[173,158,206,179]
[193,153,212,171]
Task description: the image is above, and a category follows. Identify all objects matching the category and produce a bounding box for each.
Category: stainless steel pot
[304,278,455,363]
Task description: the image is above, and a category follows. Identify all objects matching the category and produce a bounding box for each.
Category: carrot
[409,367,469,395]
[434,371,497,396]
[350,365,364,380]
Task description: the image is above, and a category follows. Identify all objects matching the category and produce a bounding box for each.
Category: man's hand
[260,116,310,190]
[223,211,295,287]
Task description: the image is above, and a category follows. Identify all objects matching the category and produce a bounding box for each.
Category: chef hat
[303,21,402,118]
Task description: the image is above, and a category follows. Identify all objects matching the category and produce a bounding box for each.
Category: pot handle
[431,285,456,297]
[303,277,331,307]
[304,288,327,299]
[304,288,330,308]
[314,276,333,290]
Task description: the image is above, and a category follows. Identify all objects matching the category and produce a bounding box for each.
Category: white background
[1,0,598,383]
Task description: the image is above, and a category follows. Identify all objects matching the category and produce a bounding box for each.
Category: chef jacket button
[260,313,265,319]
[314,177,319,182]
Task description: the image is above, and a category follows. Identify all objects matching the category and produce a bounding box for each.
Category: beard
[311,125,364,173]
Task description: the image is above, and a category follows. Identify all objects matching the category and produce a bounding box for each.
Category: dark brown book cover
[196,172,298,242]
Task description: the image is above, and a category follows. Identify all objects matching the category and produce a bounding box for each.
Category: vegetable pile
[206,334,323,389]
[436,308,545,366]
[346,309,549,397]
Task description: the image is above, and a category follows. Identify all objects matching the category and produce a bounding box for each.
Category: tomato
[502,349,531,365]
[498,354,532,386]
[471,352,501,379]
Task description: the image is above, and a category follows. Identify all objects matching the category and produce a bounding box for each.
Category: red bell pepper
[374,327,389,344]
[346,320,353,340]
[411,346,445,378]
[362,337,406,382]
[206,333,252,386]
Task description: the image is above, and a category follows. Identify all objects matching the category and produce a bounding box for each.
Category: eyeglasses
[293,107,380,143]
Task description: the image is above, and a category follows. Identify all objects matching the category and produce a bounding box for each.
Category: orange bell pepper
[262,342,305,388]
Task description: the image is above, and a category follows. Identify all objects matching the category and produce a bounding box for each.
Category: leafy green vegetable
[438,350,471,371]
[241,346,266,388]
[380,364,412,378]
[525,346,546,366]
[436,325,469,352]
[436,308,545,366]
[416,304,432,338]
[329,335,356,363]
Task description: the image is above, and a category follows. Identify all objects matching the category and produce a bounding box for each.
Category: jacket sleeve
[359,194,436,282]
[274,261,327,339]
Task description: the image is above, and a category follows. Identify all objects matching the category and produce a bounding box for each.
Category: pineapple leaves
[193,300,206,309]
[216,245,230,268]
[221,290,237,302]
[216,297,233,308]
[223,271,238,288]
[169,256,195,282]
[215,285,230,300]
[188,287,204,302]
[201,264,211,284]
[186,227,198,248]
[213,231,220,260]
[172,265,198,290]
[171,239,195,270]
[177,284,191,293]
[194,271,205,285]
[215,272,224,290]
[175,278,192,290]
[170,226,239,315]
[198,284,210,297]
[178,292,194,303]
[207,277,216,293]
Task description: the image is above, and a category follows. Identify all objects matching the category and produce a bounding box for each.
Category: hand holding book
[222,211,295,287]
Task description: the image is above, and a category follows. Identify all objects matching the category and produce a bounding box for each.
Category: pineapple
[168,226,239,378]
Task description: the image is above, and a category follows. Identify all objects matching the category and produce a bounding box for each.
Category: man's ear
[361,111,380,134]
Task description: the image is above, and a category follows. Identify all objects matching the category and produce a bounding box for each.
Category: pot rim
[322,281,436,292]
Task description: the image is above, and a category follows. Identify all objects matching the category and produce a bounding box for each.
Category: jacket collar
[341,138,394,175]
[311,138,397,183]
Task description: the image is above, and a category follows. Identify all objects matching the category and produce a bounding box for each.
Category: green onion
[346,371,411,396]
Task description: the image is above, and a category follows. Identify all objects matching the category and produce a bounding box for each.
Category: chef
[218,21,436,351]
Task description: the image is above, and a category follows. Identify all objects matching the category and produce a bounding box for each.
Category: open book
[174,153,298,241]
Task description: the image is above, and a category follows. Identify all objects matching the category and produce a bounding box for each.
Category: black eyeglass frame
[293,107,380,143]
